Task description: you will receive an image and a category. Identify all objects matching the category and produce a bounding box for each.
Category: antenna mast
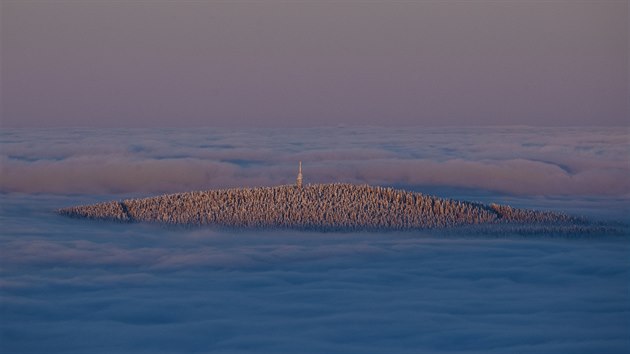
[296,161,303,188]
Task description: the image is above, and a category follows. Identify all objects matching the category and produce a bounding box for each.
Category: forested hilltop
[58,184,578,230]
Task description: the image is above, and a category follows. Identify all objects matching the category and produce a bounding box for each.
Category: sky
[1,0,628,128]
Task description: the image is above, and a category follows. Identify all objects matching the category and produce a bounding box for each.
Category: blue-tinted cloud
[1,194,629,353]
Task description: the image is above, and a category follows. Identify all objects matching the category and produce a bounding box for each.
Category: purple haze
[1,1,628,128]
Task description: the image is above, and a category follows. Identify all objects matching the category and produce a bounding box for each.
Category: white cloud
[1,127,628,196]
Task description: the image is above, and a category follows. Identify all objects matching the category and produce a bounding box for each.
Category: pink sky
[1,1,628,128]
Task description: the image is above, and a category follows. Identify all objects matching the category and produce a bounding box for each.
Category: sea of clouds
[2,194,629,353]
[1,126,629,352]
[2,126,629,196]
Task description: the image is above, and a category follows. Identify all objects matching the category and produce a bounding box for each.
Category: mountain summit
[58,184,575,230]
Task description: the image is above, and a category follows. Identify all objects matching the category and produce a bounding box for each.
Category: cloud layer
[1,194,629,353]
[1,127,628,197]
[2,128,628,353]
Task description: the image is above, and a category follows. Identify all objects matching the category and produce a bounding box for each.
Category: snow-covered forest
[59,184,573,230]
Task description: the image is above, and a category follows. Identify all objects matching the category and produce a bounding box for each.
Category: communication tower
[296,161,303,188]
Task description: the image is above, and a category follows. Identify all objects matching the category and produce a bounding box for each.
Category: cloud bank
[3,127,628,353]
[1,126,628,197]
[1,194,629,353]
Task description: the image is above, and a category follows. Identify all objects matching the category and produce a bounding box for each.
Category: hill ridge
[58,183,575,230]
